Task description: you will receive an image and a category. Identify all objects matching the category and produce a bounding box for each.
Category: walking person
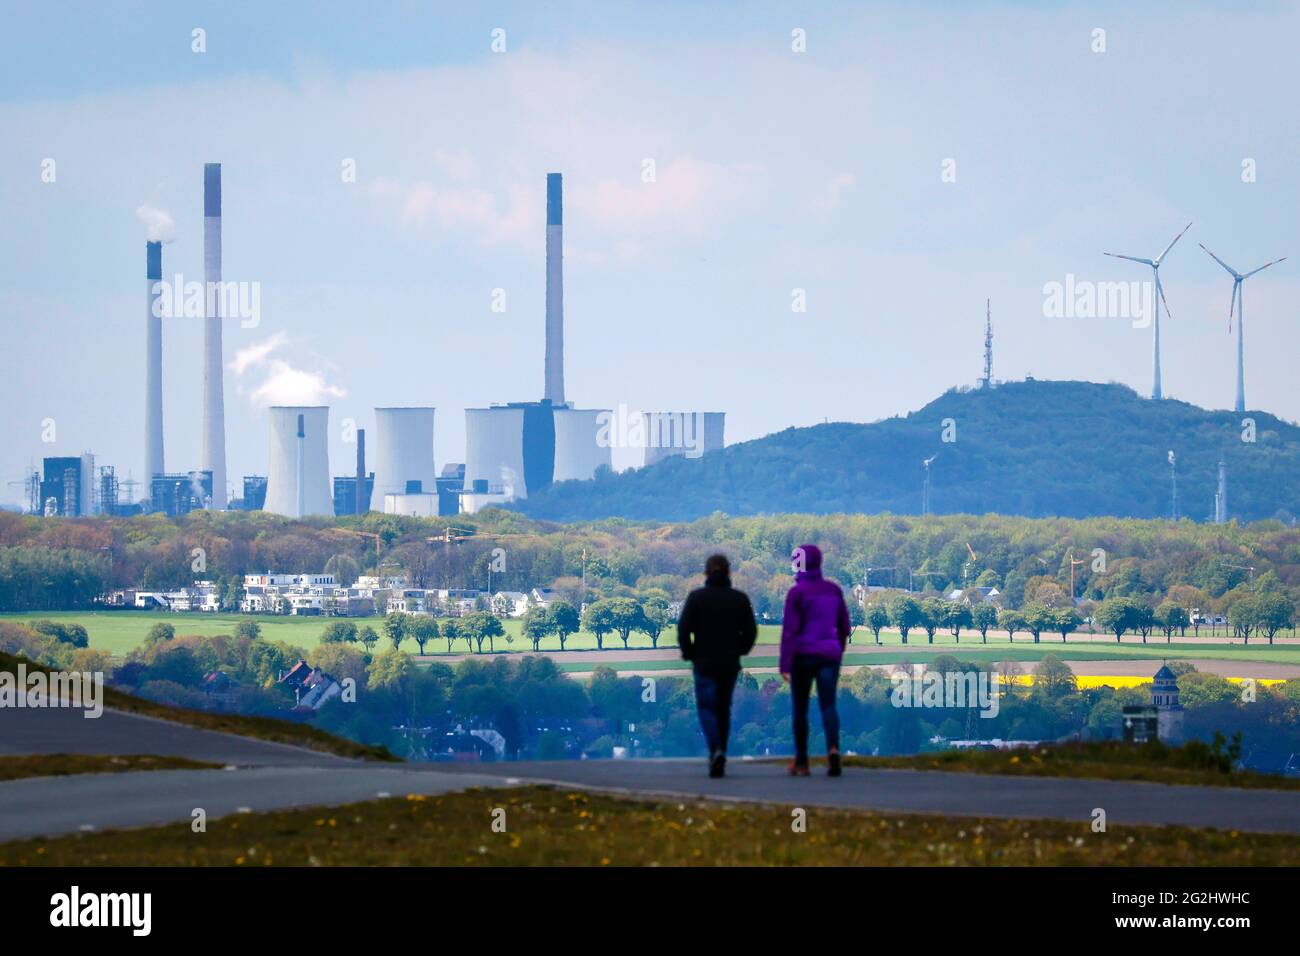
[779,544,851,776]
[677,553,758,777]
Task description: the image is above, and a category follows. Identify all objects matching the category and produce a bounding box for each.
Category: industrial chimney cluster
[129,166,723,520]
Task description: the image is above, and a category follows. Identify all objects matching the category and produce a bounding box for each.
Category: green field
[3,611,1298,666]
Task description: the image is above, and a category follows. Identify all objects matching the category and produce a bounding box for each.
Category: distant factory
[22,167,725,520]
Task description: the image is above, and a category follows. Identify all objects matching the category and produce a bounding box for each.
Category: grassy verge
[0,754,219,782]
[839,740,1300,791]
[1,785,1295,866]
[0,651,397,763]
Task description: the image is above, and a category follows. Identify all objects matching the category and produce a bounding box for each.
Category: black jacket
[677,575,758,671]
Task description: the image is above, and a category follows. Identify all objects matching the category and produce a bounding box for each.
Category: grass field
[1,785,1295,866]
[0,754,219,783]
[4,610,1298,665]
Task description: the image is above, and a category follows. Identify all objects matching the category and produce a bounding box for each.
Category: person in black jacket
[677,554,758,777]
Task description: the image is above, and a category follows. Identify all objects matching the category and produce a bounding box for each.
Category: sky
[1,1,1297,506]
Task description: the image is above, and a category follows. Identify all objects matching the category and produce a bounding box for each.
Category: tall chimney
[296,413,306,519]
[355,428,366,515]
[202,163,228,508]
[544,172,565,405]
[145,241,165,484]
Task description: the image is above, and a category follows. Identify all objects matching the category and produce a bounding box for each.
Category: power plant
[263,406,331,518]
[459,173,614,514]
[28,165,729,519]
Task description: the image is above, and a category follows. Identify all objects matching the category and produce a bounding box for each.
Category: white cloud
[134,204,176,243]
[229,333,345,407]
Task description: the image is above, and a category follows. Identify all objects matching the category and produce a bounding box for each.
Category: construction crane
[1224,563,1256,591]
[1068,549,1086,600]
[962,543,977,585]
[334,527,383,565]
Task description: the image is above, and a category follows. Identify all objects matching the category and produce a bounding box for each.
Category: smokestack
[145,241,164,483]
[296,413,306,519]
[202,162,228,508]
[544,173,564,405]
[355,428,366,515]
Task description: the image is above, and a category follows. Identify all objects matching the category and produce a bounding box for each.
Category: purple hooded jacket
[779,544,852,673]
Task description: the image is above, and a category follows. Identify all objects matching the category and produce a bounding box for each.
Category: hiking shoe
[828,750,842,777]
[709,752,726,778]
[788,761,810,777]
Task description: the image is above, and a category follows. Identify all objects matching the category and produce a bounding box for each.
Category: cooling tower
[369,407,436,511]
[553,407,611,482]
[642,412,726,466]
[465,406,527,498]
[263,406,332,517]
[145,241,164,482]
[544,173,564,404]
[202,163,228,507]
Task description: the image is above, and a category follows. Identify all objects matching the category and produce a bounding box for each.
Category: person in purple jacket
[779,543,851,776]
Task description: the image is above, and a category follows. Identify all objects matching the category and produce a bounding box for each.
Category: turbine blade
[1155,221,1193,264]
[1199,243,1239,278]
[1156,273,1172,318]
[1104,252,1154,265]
[1243,256,1287,279]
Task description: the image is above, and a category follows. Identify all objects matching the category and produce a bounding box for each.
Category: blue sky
[1,1,1297,504]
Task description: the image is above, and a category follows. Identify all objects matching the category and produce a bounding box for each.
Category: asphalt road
[0,765,509,842]
[5,705,1300,841]
[0,703,353,766]
[429,758,1300,835]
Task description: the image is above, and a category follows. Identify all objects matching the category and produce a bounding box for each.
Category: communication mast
[981,299,993,388]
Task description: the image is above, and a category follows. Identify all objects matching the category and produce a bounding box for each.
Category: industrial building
[333,475,373,516]
[241,475,268,511]
[436,463,465,516]
[40,455,94,517]
[150,470,213,516]
[262,406,332,517]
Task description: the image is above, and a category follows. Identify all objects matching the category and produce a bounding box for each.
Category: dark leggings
[791,654,841,764]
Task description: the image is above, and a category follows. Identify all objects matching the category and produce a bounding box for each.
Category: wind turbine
[1198,243,1287,413]
[921,454,937,516]
[1104,221,1192,400]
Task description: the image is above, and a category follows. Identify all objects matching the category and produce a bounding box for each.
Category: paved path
[0,765,508,842]
[430,759,1300,835]
[6,705,1300,841]
[0,704,354,766]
